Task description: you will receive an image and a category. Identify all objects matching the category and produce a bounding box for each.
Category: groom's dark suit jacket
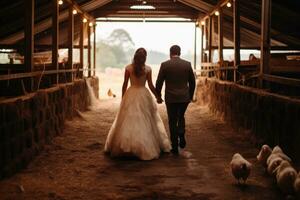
[156,56,196,103]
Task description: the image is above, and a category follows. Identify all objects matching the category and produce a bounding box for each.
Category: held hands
[156,97,163,104]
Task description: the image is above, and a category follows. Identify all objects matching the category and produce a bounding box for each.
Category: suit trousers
[166,102,189,149]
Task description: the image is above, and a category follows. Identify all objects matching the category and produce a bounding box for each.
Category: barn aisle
[0,99,282,200]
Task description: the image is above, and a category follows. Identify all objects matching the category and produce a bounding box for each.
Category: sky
[95,21,197,55]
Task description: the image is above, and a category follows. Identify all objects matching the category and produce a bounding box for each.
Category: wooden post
[260,0,271,84]
[201,22,204,62]
[233,0,240,83]
[193,23,197,70]
[68,6,74,82]
[79,17,84,79]
[93,24,96,76]
[88,24,91,77]
[218,7,224,63]
[208,16,213,63]
[24,0,34,91]
[52,0,59,85]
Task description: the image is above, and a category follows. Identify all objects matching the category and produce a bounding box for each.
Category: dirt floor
[0,98,286,200]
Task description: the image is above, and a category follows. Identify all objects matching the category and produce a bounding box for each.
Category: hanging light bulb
[72,9,77,15]
[82,18,87,23]
[58,0,63,5]
[215,10,220,16]
[226,2,232,8]
[201,21,205,26]
[89,22,93,27]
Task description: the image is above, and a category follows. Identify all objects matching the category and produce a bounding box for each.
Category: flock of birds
[230,145,300,198]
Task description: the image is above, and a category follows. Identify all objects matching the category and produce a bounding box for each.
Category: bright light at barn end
[130,5,156,10]
[83,18,87,23]
[215,11,220,16]
[58,0,63,5]
[73,9,77,15]
[226,2,232,8]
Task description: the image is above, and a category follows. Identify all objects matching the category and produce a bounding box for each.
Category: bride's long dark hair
[132,48,147,77]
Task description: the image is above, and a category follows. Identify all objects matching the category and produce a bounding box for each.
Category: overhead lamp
[83,18,87,23]
[72,9,78,15]
[226,2,232,8]
[58,0,63,5]
[142,1,147,4]
[89,22,93,27]
[130,5,155,10]
[201,21,205,26]
[215,10,220,16]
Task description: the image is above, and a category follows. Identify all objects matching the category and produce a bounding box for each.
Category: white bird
[267,156,283,176]
[276,160,297,195]
[266,146,292,166]
[230,153,252,184]
[294,172,300,198]
[257,144,272,167]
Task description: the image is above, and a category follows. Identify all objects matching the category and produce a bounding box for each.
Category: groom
[156,45,196,154]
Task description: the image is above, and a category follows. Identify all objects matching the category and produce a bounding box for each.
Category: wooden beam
[24,0,34,91]
[208,16,212,62]
[93,24,96,76]
[201,23,204,62]
[193,23,197,70]
[260,0,272,76]
[68,6,74,81]
[88,25,92,77]
[263,74,300,87]
[233,0,240,83]
[218,7,224,62]
[0,0,98,44]
[52,0,59,84]
[177,0,213,13]
[79,16,84,78]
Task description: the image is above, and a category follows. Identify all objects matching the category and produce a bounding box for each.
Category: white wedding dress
[104,64,171,160]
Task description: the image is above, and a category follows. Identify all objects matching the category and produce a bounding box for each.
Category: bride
[104,48,171,160]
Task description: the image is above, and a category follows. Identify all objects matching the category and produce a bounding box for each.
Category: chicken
[276,160,297,195]
[107,88,116,98]
[230,153,252,184]
[267,156,283,176]
[257,144,272,167]
[294,172,300,198]
[266,146,292,166]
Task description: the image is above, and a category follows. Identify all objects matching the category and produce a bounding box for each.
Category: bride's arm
[146,69,159,98]
[122,69,130,98]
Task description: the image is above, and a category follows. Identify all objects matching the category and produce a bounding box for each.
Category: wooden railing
[0,61,95,96]
[197,59,300,88]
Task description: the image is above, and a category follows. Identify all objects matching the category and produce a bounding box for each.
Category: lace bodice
[126,64,151,87]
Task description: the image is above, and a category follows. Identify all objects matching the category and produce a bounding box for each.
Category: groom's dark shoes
[171,148,179,155]
[179,135,186,148]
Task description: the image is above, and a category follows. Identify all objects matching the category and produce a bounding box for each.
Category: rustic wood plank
[93,24,96,76]
[24,0,34,91]
[88,25,91,77]
[218,7,224,62]
[68,6,74,81]
[52,0,59,84]
[233,0,240,82]
[260,0,271,75]
[208,16,212,62]
[79,16,84,78]
[201,22,205,62]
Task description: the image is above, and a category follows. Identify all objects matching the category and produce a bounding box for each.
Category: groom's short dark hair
[170,45,181,56]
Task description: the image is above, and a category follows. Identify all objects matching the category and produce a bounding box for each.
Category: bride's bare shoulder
[145,65,152,73]
[125,64,133,71]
